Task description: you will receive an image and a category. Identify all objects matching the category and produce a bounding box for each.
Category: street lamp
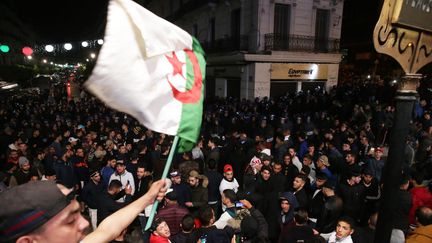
[64,43,73,51]
[97,39,104,45]
[45,45,54,52]
[81,41,89,47]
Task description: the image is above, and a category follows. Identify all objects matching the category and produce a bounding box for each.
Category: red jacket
[409,187,432,224]
[150,234,170,243]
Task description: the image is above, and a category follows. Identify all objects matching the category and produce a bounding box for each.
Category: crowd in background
[0,77,432,243]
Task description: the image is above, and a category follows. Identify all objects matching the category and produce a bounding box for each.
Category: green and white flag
[85,0,206,152]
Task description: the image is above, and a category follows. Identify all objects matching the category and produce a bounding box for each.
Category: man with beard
[185,170,208,215]
[170,170,191,207]
[81,170,104,230]
[109,160,135,202]
[8,157,32,186]
[54,149,78,189]
[71,147,89,188]
[292,174,310,209]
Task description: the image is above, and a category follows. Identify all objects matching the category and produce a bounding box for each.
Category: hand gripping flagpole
[145,135,179,230]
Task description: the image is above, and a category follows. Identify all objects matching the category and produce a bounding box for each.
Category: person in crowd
[316,155,333,181]
[272,161,286,193]
[149,219,171,243]
[0,180,166,243]
[309,172,328,224]
[53,149,78,189]
[81,170,104,230]
[237,199,269,243]
[219,164,239,195]
[325,216,355,243]
[187,206,233,243]
[302,154,316,181]
[170,214,195,243]
[278,208,316,243]
[134,163,153,199]
[185,170,208,215]
[156,191,189,236]
[282,153,299,191]
[360,168,380,225]
[243,156,263,193]
[100,156,117,188]
[338,170,365,223]
[408,170,432,225]
[406,206,432,243]
[366,147,385,182]
[214,189,236,229]
[96,179,132,225]
[170,170,191,207]
[316,180,343,235]
[109,160,135,202]
[8,156,32,186]
[293,174,310,209]
[205,159,223,218]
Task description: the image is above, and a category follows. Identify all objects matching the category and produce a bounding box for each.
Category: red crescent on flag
[166,49,202,104]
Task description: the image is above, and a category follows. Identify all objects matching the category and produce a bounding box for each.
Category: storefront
[270,63,339,97]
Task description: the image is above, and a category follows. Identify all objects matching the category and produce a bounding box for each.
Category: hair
[223,189,237,203]
[273,161,282,167]
[198,206,214,226]
[296,174,308,183]
[416,206,432,226]
[137,162,147,171]
[294,208,309,225]
[208,159,217,170]
[303,154,313,161]
[181,214,195,232]
[150,218,166,232]
[338,216,355,229]
[411,170,425,185]
[301,165,311,175]
[108,179,123,190]
[261,166,272,174]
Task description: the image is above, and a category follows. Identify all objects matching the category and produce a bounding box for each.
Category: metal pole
[374,73,421,242]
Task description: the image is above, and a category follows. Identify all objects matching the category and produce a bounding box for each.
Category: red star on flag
[166,51,185,78]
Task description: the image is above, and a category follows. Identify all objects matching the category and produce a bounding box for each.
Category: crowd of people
[1,78,432,243]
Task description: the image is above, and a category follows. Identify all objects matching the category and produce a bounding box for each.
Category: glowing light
[43,59,47,63]
[0,45,10,53]
[81,41,89,47]
[367,75,371,79]
[86,59,89,62]
[27,55,32,60]
[50,62,53,65]
[97,39,104,45]
[90,53,96,59]
[22,47,33,56]
[45,45,54,52]
[64,43,72,50]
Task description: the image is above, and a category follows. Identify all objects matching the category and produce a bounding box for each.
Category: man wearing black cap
[81,170,104,230]
[170,170,191,207]
[0,180,167,243]
[338,170,365,223]
[317,180,343,234]
[309,172,328,224]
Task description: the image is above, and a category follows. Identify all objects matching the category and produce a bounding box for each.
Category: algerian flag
[85,0,206,152]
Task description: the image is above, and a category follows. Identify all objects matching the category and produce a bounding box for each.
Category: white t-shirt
[219,178,239,194]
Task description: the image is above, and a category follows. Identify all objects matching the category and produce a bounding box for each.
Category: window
[208,17,215,48]
[231,8,241,49]
[315,9,330,52]
[274,4,291,50]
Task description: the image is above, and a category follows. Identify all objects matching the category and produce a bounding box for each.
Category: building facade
[146,0,344,99]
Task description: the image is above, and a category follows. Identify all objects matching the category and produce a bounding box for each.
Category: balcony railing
[264,34,340,53]
[201,35,249,53]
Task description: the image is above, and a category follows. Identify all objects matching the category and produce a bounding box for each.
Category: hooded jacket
[406,225,432,243]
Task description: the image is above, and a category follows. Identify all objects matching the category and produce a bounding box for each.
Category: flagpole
[144,135,179,230]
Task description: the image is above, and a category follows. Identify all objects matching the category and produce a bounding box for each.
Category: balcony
[264,34,340,53]
[201,35,249,53]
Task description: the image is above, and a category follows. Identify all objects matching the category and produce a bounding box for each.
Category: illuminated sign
[271,63,328,80]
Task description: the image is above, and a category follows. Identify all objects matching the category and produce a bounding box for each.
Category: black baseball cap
[0,181,74,242]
